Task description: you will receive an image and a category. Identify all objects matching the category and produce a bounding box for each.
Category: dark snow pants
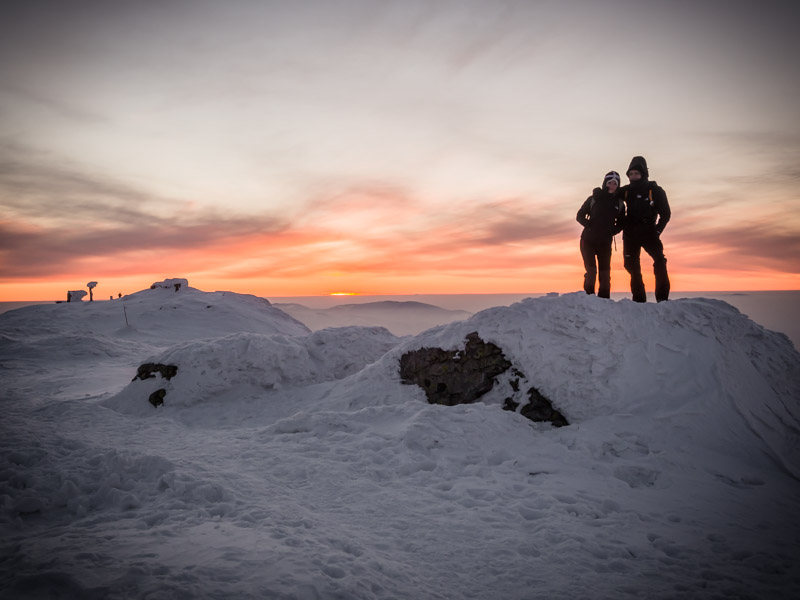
[580,238,612,299]
[623,225,670,303]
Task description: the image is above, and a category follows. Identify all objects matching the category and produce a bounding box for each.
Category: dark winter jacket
[622,156,671,235]
[620,180,671,234]
[576,187,625,244]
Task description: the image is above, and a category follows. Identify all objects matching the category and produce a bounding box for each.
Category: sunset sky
[2,0,799,300]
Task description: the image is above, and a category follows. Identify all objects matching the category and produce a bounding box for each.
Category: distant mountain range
[274,300,472,336]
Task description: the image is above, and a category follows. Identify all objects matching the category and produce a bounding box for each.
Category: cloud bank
[1,146,797,297]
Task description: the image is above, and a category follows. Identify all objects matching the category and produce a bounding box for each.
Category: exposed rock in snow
[66,290,86,302]
[399,331,511,406]
[518,385,569,426]
[148,388,166,407]
[133,363,178,382]
[400,333,488,388]
[399,330,569,426]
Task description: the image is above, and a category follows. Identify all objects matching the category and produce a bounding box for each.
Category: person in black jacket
[620,156,671,302]
[576,171,625,298]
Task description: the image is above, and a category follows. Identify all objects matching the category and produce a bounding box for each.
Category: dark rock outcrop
[520,386,568,427]
[400,332,568,427]
[133,363,178,382]
[149,388,166,408]
[400,332,511,406]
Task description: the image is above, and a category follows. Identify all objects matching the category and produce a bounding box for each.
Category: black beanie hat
[603,171,620,190]
[626,156,649,179]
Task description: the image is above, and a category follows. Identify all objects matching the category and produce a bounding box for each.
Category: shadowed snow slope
[2,291,800,599]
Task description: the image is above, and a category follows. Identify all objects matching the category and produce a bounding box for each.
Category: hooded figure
[576,170,625,298]
[626,155,649,179]
[620,155,672,302]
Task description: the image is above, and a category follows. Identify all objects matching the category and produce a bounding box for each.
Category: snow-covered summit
[306,293,800,475]
[0,283,310,354]
[3,287,800,598]
[116,283,311,341]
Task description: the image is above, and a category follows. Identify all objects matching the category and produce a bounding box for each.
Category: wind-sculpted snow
[104,327,401,414]
[2,289,799,599]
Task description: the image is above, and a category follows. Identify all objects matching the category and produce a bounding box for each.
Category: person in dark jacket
[576,170,625,298]
[620,156,671,302]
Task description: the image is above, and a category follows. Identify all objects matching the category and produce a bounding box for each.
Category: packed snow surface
[1,285,799,599]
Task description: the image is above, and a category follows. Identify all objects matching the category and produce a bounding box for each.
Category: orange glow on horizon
[2,267,798,302]
[2,188,799,301]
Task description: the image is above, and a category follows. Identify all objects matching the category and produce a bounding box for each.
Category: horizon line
[4,289,800,303]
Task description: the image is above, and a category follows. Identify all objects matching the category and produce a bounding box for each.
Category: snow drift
[105,327,401,414]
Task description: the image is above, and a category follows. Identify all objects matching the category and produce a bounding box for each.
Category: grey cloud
[0,214,287,279]
[0,144,286,278]
[669,224,800,274]
[0,142,162,225]
[477,212,574,245]
[701,131,800,183]
[450,198,575,245]
[0,84,109,125]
